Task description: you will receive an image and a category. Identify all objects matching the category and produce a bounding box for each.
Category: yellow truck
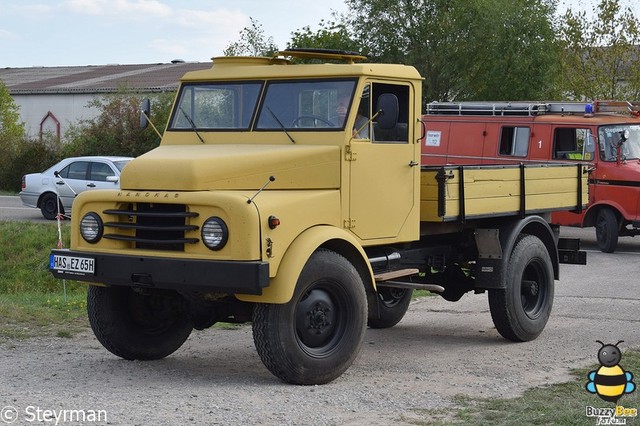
[50,49,587,385]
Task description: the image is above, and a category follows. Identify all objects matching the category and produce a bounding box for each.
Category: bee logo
[586,340,636,403]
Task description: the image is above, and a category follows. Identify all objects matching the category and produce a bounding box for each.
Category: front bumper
[50,249,270,295]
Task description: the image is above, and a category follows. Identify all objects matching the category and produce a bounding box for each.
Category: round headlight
[201,217,228,250]
[80,212,103,243]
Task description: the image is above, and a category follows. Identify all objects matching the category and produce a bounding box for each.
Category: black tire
[252,249,367,385]
[87,285,192,360]
[595,208,619,253]
[367,287,413,329]
[488,235,554,342]
[40,192,62,220]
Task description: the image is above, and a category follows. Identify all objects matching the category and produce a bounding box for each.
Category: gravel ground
[1,228,639,425]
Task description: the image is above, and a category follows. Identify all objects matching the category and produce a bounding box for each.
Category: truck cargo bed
[420,163,588,222]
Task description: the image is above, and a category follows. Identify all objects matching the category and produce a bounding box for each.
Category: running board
[374,268,419,282]
[374,268,445,293]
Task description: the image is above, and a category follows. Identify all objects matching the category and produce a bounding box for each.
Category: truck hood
[120,144,341,191]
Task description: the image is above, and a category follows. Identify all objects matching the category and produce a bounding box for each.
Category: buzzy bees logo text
[585,341,637,425]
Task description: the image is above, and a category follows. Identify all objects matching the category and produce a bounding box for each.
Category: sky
[1,0,639,69]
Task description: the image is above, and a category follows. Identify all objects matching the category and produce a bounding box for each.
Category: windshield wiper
[180,107,205,143]
[266,107,295,144]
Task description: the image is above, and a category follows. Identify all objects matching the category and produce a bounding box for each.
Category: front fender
[236,225,374,304]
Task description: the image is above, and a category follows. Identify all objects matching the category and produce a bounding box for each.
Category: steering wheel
[291,115,335,128]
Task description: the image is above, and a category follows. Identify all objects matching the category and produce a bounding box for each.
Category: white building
[0,61,210,139]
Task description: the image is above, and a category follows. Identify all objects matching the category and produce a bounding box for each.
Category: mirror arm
[141,109,163,139]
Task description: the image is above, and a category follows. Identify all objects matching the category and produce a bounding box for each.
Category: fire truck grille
[103,203,199,251]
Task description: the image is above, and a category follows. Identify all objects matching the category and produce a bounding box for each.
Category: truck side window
[371,83,409,143]
[499,126,530,157]
[553,128,591,160]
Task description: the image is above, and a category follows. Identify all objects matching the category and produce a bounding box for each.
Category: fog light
[80,212,103,243]
[202,217,228,250]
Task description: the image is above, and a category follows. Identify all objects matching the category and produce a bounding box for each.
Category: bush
[0,135,61,192]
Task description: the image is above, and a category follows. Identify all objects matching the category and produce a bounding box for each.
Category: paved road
[0,195,639,424]
[0,195,49,222]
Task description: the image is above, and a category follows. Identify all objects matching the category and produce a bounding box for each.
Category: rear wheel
[40,192,62,220]
[595,208,619,253]
[87,286,192,360]
[488,235,554,342]
[367,287,413,329]
[252,249,367,385]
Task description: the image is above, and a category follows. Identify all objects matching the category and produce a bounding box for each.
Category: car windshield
[170,82,262,130]
[113,160,131,171]
[255,79,356,130]
[168,79,357,131]
[599,124,640,161]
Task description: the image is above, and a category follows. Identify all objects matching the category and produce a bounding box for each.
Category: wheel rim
[43,197,58,216]
[520,259,548,319]
[378,288,407,308]
[295,283,347,358]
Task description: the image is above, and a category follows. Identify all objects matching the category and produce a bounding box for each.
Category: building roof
[0,61,212,95]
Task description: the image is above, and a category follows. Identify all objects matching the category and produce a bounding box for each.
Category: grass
[0,292,88,339]
[411,351,640,425]
[0,220,87,338]
[0,220,75,293]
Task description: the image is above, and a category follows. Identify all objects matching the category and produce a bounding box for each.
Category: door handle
[408,161,419,167]
[87,183,96,188]
[56,181,64,185]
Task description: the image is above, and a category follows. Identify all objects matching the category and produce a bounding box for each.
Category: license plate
[50,254,95,275]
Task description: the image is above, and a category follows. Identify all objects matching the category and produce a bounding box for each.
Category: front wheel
[87,286,193,360]
[595,208,619,253]
[252,249,367,385]
[488,234,554,342]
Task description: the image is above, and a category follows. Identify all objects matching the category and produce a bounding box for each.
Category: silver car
[20,156,133,219]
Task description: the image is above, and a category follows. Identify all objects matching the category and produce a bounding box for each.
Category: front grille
[103,203,199,251]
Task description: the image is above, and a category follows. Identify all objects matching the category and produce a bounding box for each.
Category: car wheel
[40,193,62,220]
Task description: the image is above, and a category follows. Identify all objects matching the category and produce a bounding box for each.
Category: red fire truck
[422,101,640,252]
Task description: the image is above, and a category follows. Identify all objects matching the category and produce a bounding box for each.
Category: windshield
[255,79,356,130]
[168,79,357,132]
[113,160,131,172]
[169,82,262,130]
[598,125,640,161]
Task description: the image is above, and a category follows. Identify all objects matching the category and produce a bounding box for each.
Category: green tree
[558,0,640,100]
[63,90,174,158]
[288,19,362,54]
[223,18,279,57]
[0,81,25,154]
[343,0,559,102]
[0,81,29,190]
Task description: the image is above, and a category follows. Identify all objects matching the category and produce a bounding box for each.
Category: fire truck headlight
[201,217,228,250]
[80,212,103,243]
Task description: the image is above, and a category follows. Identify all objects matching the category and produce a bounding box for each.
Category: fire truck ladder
[424,101,640,117]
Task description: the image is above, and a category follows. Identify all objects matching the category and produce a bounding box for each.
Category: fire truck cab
[422,101,640,252]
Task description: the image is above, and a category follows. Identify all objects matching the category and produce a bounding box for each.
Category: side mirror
[584,134,596,154]
[376,94,399,130]
[140,98,151,129]
[106,176,119,183]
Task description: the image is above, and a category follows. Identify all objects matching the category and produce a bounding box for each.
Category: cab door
[348,82,419,241]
